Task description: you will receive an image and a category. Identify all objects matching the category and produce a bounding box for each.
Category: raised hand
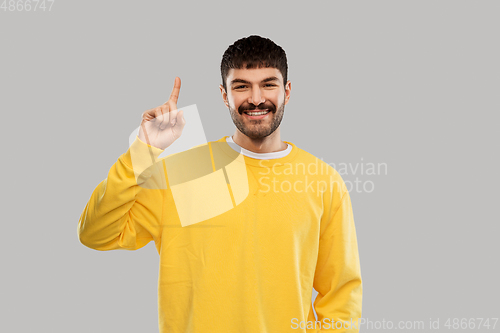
[138,77,186,150]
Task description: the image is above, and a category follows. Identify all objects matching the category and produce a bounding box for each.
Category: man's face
[220,67,291,140]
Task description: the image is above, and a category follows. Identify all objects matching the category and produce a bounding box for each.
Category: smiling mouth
[243,109,270,116]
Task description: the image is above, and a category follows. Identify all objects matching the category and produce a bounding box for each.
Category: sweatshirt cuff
[121,136,165,182]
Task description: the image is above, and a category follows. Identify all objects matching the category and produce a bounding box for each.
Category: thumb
[175,110,186,131]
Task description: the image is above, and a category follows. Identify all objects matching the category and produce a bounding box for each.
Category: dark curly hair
[220,35,288,91]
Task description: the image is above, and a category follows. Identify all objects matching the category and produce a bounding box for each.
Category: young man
[78,35,362,332]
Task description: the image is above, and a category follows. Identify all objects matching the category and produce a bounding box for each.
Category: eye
[264,83,277,87]
[234,85,247,89]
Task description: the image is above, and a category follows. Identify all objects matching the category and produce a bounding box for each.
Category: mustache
[239,102,276,114]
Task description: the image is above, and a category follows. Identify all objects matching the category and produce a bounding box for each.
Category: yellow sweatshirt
[78,136,362,333]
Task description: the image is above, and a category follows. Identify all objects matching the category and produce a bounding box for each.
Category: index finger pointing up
[169,77,181,104]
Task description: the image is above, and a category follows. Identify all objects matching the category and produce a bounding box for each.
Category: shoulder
[292,147,341,176]
[292,147,348,195]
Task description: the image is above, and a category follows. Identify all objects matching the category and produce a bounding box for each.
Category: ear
[220,84,229,108]
[284,80,291,105]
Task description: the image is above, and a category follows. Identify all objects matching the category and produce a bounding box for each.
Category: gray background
[1,0,499,332]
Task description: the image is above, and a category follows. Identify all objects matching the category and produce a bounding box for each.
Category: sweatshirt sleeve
[77,137,166,251]
[312,187,363,332]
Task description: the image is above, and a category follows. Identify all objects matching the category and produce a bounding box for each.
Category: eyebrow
[230,76,280,86]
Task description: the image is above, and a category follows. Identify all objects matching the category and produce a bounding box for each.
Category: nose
[249,86,265,106]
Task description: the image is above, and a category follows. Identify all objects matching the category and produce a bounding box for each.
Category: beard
[228,98,285,140]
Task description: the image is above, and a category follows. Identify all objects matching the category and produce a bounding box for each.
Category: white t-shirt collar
[225,135,292,160]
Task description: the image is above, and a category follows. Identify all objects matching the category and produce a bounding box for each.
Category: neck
[232,129,287,153]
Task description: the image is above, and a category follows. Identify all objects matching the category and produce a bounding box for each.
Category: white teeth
[245,111,269,116]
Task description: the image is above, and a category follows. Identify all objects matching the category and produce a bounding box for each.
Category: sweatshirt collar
[215,136,299,168]
[225,135,292,159]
